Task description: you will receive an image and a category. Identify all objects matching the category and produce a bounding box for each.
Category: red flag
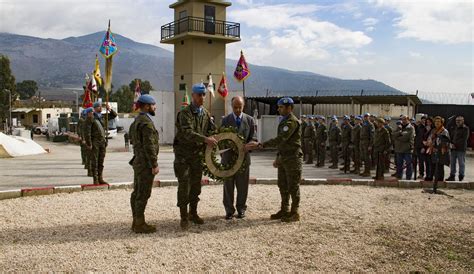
[233,50,250,82]
[218,72,229,98]
[82,84,93,108]
[133,79,141,111]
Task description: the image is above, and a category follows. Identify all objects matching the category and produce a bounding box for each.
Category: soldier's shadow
[0,216,280,245]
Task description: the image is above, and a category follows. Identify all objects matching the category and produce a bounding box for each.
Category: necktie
[236,116,241,129]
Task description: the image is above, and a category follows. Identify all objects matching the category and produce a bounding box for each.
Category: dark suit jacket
[221,112,256,166]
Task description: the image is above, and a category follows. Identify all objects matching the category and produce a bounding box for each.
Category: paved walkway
[0,134,472,191]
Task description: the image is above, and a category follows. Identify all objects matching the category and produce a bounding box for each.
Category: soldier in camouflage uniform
[340,115,353,172]
[303,115,316,164]
[359,113,375,177]
[328,116,341,169]
[351,116,362,174]
[84,102,117,185]
[315,116,328,167]
[174,83,216,229]
[300,115,307,161]
[384,116,393,173]
[373,118,391,180]
[129,94,160,234]
[78,110,87,166]
[82,108,94,177]
[261,97,302,222]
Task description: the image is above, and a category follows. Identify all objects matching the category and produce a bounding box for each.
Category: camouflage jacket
[77,118,85,140]
[328,124,341,144]
[84,110,117,147]
[351,124,362,147]
[341,123,353,145]
[129,113,159,169]
[360,121,375,144]
[303,122,315,140]
[263,112,302,158]
[373,127,391,153]
[173,104,215,159]
[315,123,328,144]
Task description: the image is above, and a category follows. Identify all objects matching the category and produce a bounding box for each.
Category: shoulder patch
[283,126,289,132]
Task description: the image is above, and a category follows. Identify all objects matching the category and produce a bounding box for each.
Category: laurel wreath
[202,127,248,182]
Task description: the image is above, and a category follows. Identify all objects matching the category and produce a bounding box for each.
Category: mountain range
[0,31,402,98]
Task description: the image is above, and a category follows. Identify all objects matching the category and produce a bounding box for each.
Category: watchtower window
[204,5,215,35]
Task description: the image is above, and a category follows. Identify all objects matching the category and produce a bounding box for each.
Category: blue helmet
[355,115,363,121]
[343,115,350,121]
[93,101,101,108]
[84,107,94,114]
[137,94,156,105]
[277,97,294,106]
[192,83,206,94]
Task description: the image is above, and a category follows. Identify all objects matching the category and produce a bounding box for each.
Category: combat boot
[271,194,289,220]
[98,169,108,185]
[270,210,289,220]
[93,175,100,185]
[189,205,204,225]
[351,165,360,174]
[133,216,156,234]
[281,210,300,223]
[360,165,371,177]
[180,206,189,230]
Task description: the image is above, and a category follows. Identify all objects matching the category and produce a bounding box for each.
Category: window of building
[46,114,51,119]
[20,114,25,119]
[33,114,39,124]
[179,83,187,91]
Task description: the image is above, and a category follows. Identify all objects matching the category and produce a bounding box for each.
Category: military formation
[301,113,401,180]
[78,82,465,234]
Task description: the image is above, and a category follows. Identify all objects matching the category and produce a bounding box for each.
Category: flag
[218,72,229,98]
[233,50,250,82]
[94,55,102,86]
[133,79,141,110]
[89,75,98,94]
[82,74,93,108]
[181,87,190,110]
[99,21,118,59]
[207,74,215,97]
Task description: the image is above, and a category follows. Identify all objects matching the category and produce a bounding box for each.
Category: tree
[16,80,38,99]
[0,55,17,126]
[129,79,153,95]
[110,85,134,113]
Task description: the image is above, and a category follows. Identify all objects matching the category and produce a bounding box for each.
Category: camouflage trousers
[360,142,371,167]
[304,139,314,163]
[353,145,361,167]
[90,143,106,183]
[317,141,326,165]
[277,155,302,212]
[80,143,87,165]
[130,166,155,218]
[341,143,352,170]
[329,142,339,166]
[174,156,203,208]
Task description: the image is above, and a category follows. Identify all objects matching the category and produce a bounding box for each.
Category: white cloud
[0,0,173,48]
[227,4,372,69]
[365,26,375,32]
[373,0,473,44]
[409,51,422,58]
[363,17,379,26]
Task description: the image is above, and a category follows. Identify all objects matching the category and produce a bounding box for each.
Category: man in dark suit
[221,96,258,220]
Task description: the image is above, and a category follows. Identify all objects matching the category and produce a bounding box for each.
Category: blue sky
[0,0,472,97]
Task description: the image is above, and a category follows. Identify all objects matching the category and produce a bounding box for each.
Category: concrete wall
[118,91,175,144]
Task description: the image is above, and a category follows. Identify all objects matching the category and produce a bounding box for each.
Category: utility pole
[4,89,12,134]
[73,91,79,113]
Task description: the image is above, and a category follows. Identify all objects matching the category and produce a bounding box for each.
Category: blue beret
[301,115,307,118]
[320,116,326,121]
[93,102,101,108]
[192,83,206,94]
[355,116,363,121]
[137,94,156,105]
[396,121,402,125]
[343,115,350,120]
[84,107,94,114]
[277,97,294,105]
[384,116,392,121]
[364,112,370,117]
[331,115,338,121]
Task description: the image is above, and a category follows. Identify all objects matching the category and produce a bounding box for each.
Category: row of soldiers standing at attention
[78,102,117,185]
[301,113,393,180]
[127,84,303,233]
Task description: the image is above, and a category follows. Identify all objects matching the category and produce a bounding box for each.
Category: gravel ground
[0,185,472,272]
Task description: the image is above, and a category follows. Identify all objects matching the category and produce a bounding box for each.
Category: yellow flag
[94,55,103,86]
